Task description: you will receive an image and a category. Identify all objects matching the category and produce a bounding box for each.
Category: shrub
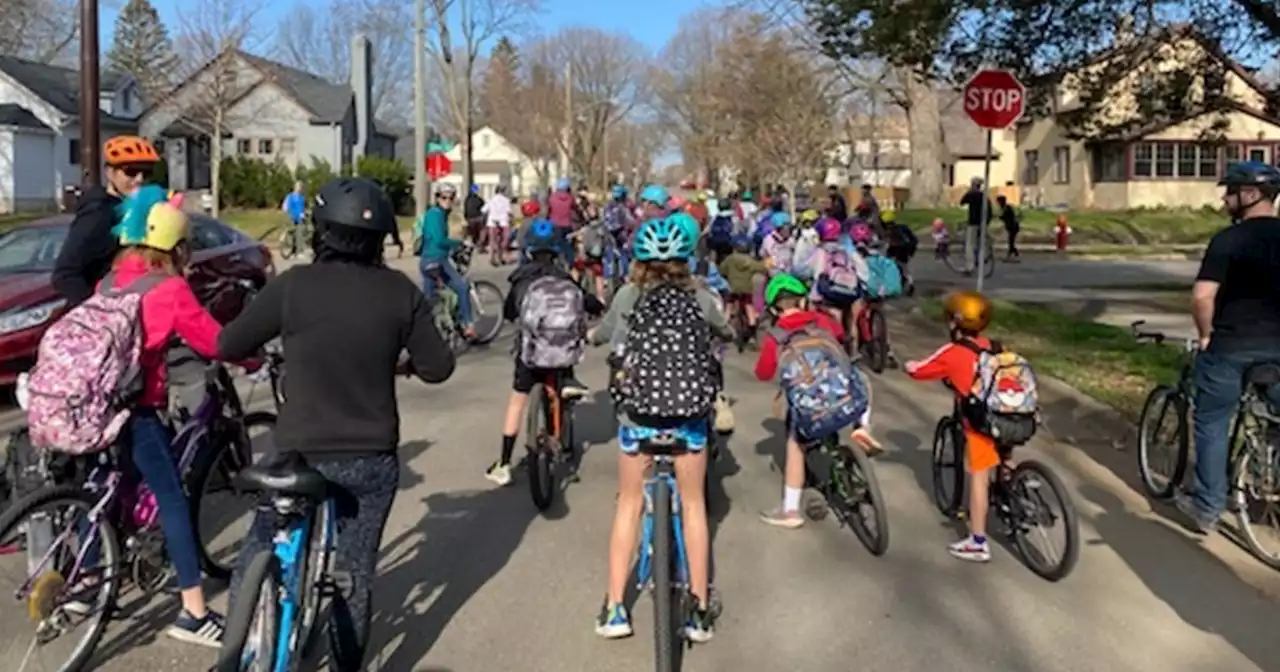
[218,156,294,208]
[355,156,412,214]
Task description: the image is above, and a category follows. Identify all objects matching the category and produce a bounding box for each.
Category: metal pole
[976,129,993,292]
[564,62,573,182]
[601,128,608,190]
[79,0,101,186]
[413,0,428,218]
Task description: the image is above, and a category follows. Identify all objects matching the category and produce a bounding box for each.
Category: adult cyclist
[417,183,474,338]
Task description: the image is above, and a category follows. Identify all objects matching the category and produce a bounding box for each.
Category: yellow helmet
[117,185,189,252]
[942,290,993,332]
[799,208,820,224]
[881,209,897,224]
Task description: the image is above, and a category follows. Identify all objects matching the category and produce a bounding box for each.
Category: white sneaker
[713,393,735,434]
[947,535,991,562]
[484,462,512,486]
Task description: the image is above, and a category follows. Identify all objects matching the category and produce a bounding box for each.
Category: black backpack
[617,284,717,420]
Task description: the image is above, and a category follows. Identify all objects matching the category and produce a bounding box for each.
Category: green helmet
[765,273,808,306]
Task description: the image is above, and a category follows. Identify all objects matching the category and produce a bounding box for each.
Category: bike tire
[296,503,330,663]
[1136,385,1189,500]
[0,485,123,672]
[470,280,506,345]
[217,551,282,672]
[866,308,888,374]
[652,477,676,672]
[1233,443,1280,569]
[526,385,556,511]
[1009,460,1080,582]
[189,412,276,580]
[833,445,890,556]
[931,417,966,517]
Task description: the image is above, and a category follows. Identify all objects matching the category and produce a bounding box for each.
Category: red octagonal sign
[963,69,1026,130]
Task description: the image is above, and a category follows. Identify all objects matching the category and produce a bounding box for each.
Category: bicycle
[801,432,890,556]
[526,369,584,511]
[728,293,757,353]
[1133,321,1280,568]
[1132,320,1197,499]
[215,451,338,672]
[277,220,311,261]
[428,244,506,354]
[939,223,995,278]
[853,298,889,374]
[931,386,1080,581]
[633,435,721,672]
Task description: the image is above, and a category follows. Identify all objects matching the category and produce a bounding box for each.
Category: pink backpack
[27,272,167,454]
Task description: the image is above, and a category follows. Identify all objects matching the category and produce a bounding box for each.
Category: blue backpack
[770,325,869,441]
[708,213,734,246]
[864,254,903,299]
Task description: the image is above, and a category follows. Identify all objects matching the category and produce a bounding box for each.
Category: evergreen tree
[479,37,523,133]
[106,0,180,104]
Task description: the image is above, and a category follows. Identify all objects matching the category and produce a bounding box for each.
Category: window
[1177,143,1198,177]
[189,216,234,250]
[481,133,490,148]
[1155,143,1175,177]
[1053,146,1070,184]
[1204,70,1226,99]
[1091,143,1127,182]
[1226,144,1241,164]
[279,137,297,155]
[257,139,274,155]
[1250,147,1269,163]
[1022,150,1039,184]
[236,139,251,154]
[1133,143,1153,177]
[121,88,133,111]
[68,139,80,165]
[1199,145,1220,178]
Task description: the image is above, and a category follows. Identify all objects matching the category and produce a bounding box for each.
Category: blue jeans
[420,257,473,326]
[1191,348,1280,519]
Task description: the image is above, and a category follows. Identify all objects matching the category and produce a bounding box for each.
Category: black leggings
[1006,227,1020,257]
[229,453,398,671]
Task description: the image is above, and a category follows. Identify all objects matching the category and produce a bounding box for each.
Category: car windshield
[0,225,68,274]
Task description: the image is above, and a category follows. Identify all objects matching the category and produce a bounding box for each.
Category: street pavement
[3,252,1278,671]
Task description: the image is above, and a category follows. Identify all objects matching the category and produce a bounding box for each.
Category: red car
[0,213,275,385]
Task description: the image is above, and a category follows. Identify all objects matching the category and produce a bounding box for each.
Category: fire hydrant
[1055,214,1071,252]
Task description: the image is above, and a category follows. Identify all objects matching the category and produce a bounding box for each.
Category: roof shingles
[0,55,136,129]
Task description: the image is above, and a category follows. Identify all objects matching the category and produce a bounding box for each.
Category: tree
[479,36,522,131]
[107,0,180,102]
[1,0,78,63]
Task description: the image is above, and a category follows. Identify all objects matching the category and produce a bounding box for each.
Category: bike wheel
[0,485,123,672]
[831,444,890,556]
[1009,460,1080,582]
[470,280,506,345]
[189,412,276,580]
[931,417,966,517]
[866,308,888,374]
[651,477,676,672]
[1232,440,1280,569]
[278,229,295,260]
[1136,385,1189,500]
[217,551,281,672]
[526,386,556,511]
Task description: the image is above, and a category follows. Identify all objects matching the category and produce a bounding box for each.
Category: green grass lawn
[898,207,1225,245]
[220,209,418,241]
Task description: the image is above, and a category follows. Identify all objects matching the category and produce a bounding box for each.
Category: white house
[432,125,565,199]
[0,55,143,213]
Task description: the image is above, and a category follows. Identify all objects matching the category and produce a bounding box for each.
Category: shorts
[964,425,1000,473]
[618,419,709,455]
[574,257,604,276]
[513,359,575,394]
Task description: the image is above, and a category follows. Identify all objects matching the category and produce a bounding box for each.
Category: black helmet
[313,178,396,234]
[1220,160,1280,193]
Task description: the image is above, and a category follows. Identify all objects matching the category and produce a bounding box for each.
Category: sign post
[962,68,1026,291]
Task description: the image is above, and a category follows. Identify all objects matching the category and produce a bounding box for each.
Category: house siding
[436,126,564,198]
[13,130,55,211]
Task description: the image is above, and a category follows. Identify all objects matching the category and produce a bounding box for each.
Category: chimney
[350,33,373,162]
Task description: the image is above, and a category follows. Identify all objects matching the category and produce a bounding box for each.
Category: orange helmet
[104,135,160,166]
[943,290,993,332]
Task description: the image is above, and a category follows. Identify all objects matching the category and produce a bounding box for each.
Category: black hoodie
[52,185,121,305]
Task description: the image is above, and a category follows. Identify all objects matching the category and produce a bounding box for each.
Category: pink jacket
[104,255,222,408]
[547,191,577,229]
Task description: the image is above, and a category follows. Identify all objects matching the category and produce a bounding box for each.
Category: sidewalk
[981,287,1197,340]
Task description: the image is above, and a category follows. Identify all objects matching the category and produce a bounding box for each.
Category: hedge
[215,156,413,214]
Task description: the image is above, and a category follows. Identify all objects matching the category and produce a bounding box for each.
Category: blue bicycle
[215,452,338,672]
[635,435,720,672]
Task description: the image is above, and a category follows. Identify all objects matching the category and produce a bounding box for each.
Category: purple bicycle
[0,360,279,671]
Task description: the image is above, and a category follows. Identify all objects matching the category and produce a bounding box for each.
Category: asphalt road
[911,252,1198,289]
[2,253,1277,672]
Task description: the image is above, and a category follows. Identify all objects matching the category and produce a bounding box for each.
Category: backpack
[603,202,629,235]
[770,325,869,441]
[708,213,734,246]
[863,254,903,299]
[767,236,794,274]
[26,272,168,455]
[959,340,1039,446]
[617,284,717,419]
[519,275,587,369]
[580,223,606,258]
[817,245,861,304]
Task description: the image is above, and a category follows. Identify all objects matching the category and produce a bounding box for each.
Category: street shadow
[88,594,183,668]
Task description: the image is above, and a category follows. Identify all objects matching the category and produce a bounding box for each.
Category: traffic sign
[962,69,1026,130]
[426,153,452,180]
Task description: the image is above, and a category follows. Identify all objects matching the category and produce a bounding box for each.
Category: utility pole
[562,62,573,184]
[79,0,101,186]
[413,0,428,218]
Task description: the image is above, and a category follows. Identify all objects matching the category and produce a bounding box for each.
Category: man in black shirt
[1182,161,1280,533]
[957,177,993,274]
[464,184,486,246]
[826,184,848,223]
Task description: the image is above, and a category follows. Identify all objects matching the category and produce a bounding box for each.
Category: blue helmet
[639,184,669,206]
[666,211,700,247]
[730,234,752,252]
[611,184,628,199]
[771,211,792,228]
[555,177,571,191]
[634,216,695,262]
[524,218,559,253]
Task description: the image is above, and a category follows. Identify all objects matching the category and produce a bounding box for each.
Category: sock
[499,434,516,465]
[972,533,987,545]
[783,486,802,512]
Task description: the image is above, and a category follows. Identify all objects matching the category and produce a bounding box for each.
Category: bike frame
[265,498,336,672]
[635,457,690,591]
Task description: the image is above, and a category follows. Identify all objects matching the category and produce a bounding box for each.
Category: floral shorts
[618,419,709,455]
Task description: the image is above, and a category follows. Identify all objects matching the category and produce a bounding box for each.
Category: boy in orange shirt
[904,290,999,562]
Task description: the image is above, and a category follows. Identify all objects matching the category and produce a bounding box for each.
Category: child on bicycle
[903,290,999,563]
[760,211,795,275]
[754,273,879,529]
[219,178,456,669]
[485,219,604,487]
[719,235,768,330]
[805,217,865,344]
[588,213,734,643]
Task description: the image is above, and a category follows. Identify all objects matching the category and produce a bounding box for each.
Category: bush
[218,156,294,208]
[355,156,412,214]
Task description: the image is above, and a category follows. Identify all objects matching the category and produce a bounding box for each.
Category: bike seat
[638,434,688,456]
[1245,363,1280,388]
[235,451,330,499]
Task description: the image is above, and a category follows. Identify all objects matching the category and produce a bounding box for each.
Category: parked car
[0,213,275,386]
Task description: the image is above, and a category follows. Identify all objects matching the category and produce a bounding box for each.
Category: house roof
[0,55,135,127]
[237,51,354,124]
[1112,99,1280,141]
[0,104,52,130]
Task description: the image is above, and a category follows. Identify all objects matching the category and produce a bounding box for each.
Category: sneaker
[484,461,513,487]
[561,377,590,400]
[165,609,226,648]
[1174,494,1217,535]
[595,602,633,639]
[684,607,715,643]
[947,535,991,562]
[713,393,735,434]
[759,507,804,529]
[851,428,884,457]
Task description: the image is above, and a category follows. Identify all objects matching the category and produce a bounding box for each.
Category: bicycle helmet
[943,290,993,332]
[1220,160,1280,194]
[520,200,540,218]
[850,221,874,245]
[524,218,559,253]
[434,183,457,197]
[116,184,187,251]
[667,211,701,247]
[612,184,628,199]
[104,135,160,167]
[668,194,688,210]
[816,216,841,243]
[742,190,754,201]
[765,273,808,306]
[633,216,695,262]
[881,208,897,224]
[314,177,397,234]
[799,208,820,225]
[555,176,571,191]
[640,184,669,206]
[770,211,791,228]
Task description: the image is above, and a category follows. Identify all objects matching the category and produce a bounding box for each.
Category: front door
[1248,145,1271,165]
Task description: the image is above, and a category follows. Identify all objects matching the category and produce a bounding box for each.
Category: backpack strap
[97,271,171,298]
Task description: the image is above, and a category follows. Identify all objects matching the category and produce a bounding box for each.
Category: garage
[0,104,55,215]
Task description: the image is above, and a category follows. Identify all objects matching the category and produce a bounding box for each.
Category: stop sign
[426,153,452,180]
[962,69,1026,129]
